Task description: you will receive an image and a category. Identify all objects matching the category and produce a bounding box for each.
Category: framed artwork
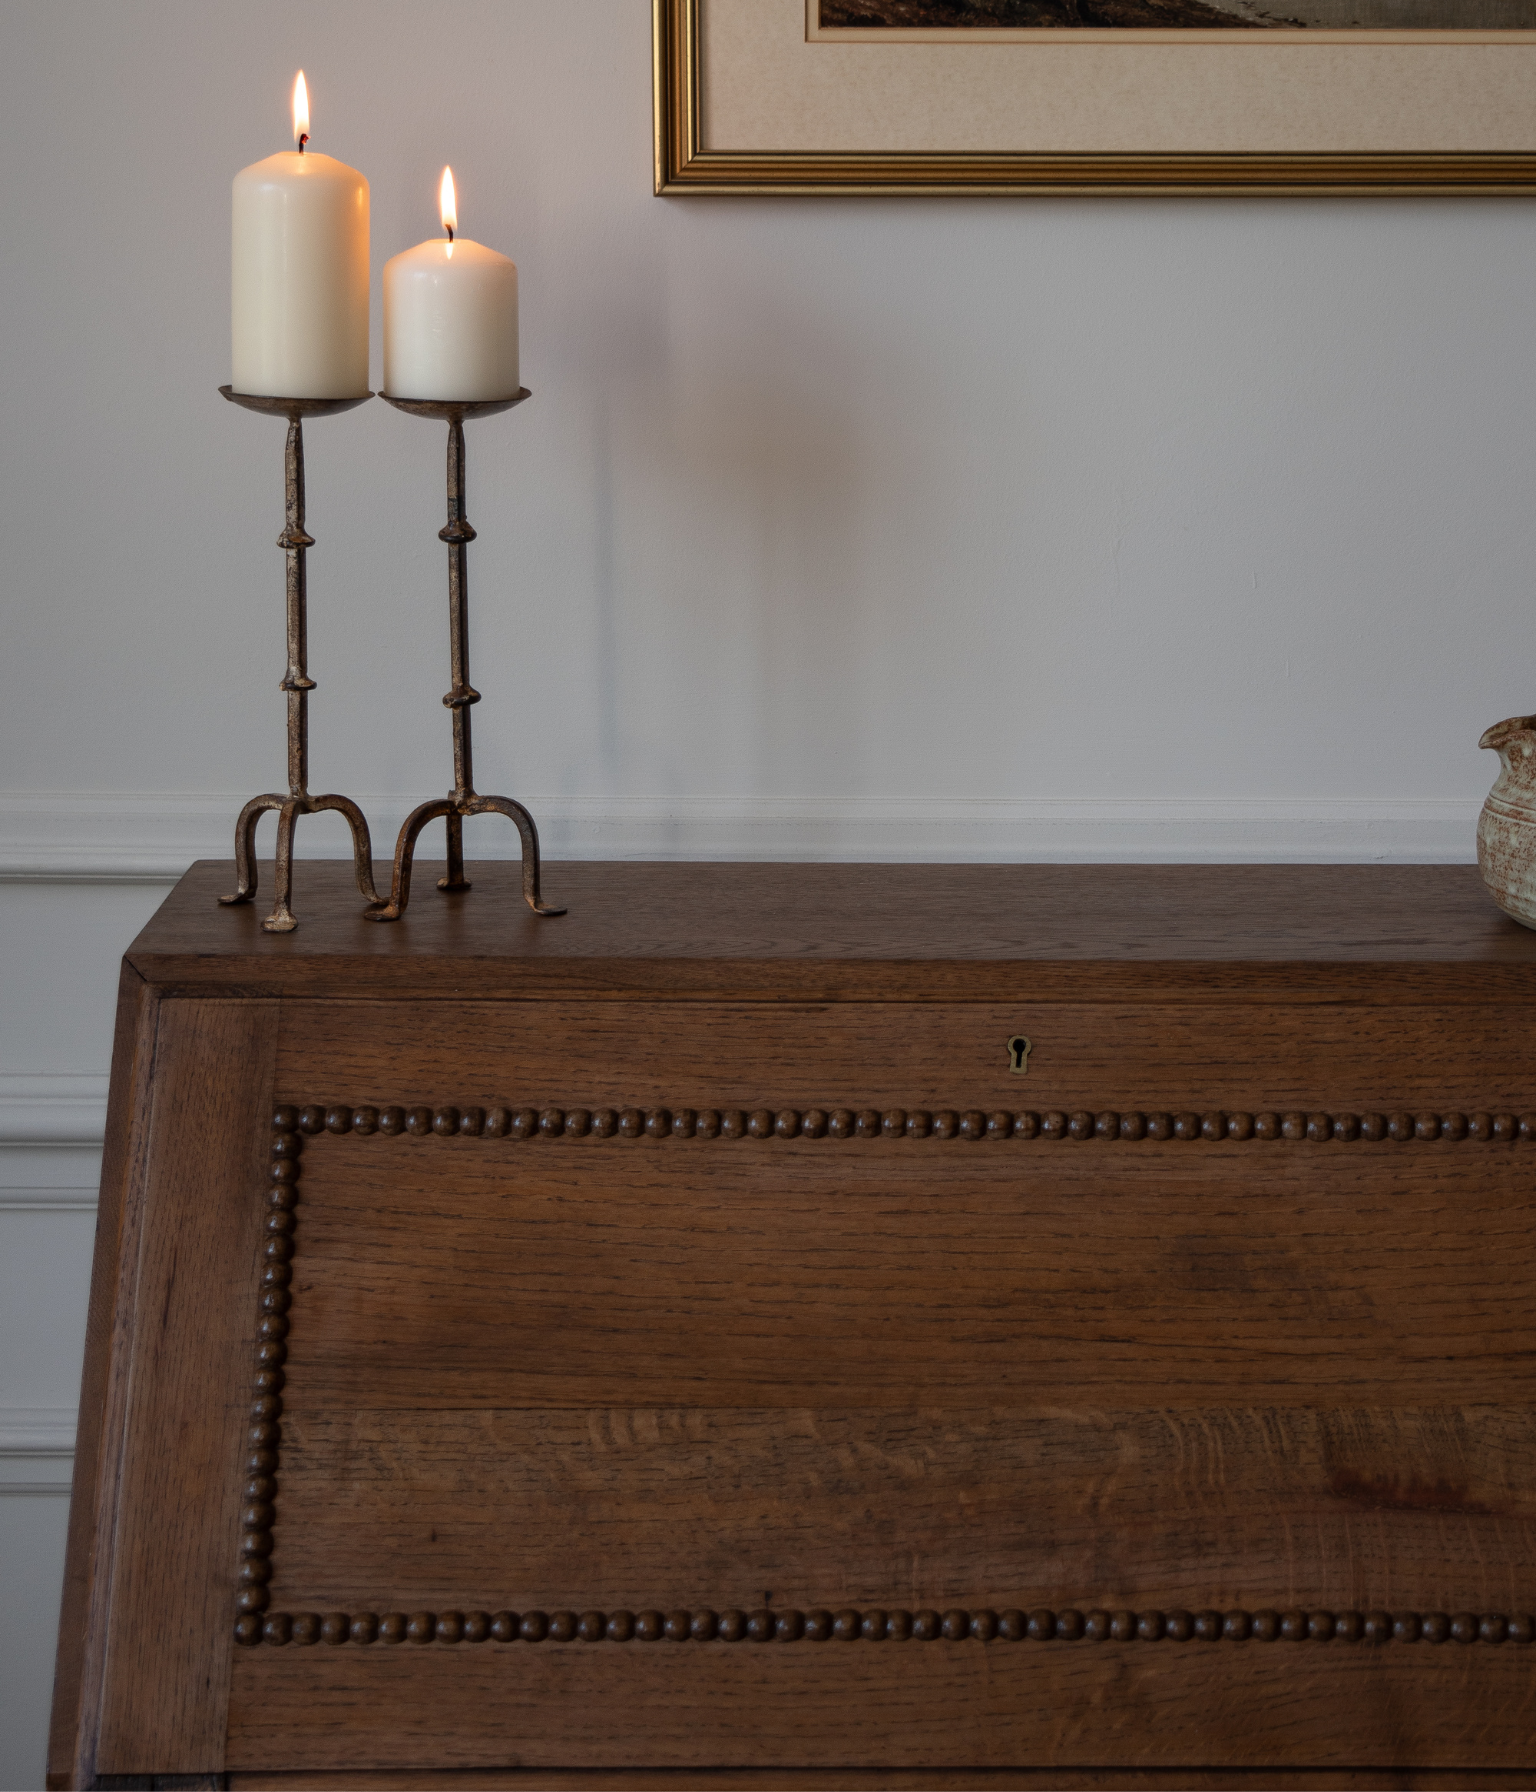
[653,0,1536,193]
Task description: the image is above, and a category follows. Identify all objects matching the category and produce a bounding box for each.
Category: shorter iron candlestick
[218,386,381,932]
[366,389,564,922]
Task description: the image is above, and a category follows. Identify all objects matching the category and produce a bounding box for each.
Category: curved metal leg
[438,809,470,894]
[364,797,456,922]
[220,794,286,907]
[312,792,382,907]
[262,799,304,933]
[466,795,567,916]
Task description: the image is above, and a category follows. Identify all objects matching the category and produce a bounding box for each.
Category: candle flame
[440,166,457,241]
[292,71,309,148]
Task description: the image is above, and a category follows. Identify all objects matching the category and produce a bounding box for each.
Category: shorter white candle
[383,169,519,403]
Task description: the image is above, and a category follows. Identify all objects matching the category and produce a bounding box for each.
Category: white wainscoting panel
[0,879,173,1080]
[0,1211,94,1430]
[0,872,132,1787]
[0,1488,71,1792]
[0,1198,90,1790]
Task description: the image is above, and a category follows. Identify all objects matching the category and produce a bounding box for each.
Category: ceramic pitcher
[1479,713,1536,928]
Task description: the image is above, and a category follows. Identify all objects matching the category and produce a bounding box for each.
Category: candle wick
[298,133,308,153]
[446,225,453,242]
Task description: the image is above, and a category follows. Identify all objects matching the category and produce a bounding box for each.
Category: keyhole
[1007,1035,1032,1075]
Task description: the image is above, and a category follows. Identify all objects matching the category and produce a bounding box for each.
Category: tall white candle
[231,73,370,400]
[383,168,519,403]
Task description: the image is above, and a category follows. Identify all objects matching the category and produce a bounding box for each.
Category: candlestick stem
[442,416,478,889]
[218,387,380,932]
[367,389,564,922]
[282,415,316,796]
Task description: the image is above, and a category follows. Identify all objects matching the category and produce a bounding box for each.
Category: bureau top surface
[123,861,1536,1002]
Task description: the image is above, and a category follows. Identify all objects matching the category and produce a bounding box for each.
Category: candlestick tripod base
[365,391,564,922]
[366,789,562,922]
[221,790,380,935]
[217,386,381,932]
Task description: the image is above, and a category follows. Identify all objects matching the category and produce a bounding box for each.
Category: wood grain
[281,1138,1536,1407]
[274,998,1536,1113]
[268,1405,1536,1616]
[129,861,1536,1005]
[93,999,279,1776]
[46,963,158,1792]
[224,1641,1536,1770]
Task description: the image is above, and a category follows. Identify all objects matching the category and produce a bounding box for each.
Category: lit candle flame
[292,71,310,149]
[440,166,457,243]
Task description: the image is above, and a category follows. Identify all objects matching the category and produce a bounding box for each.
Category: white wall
[3,0,1532,1780]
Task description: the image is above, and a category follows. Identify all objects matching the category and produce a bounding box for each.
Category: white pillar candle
[231,72,370,399]
[383,168,519,403]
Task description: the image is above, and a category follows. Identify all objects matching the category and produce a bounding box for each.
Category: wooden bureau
[50,861,1536,1789]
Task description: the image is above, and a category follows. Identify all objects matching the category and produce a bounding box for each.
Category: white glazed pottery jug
[1478,713,1536,928]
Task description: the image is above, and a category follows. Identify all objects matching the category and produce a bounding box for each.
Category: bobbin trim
[237,1604,1536,1648]
[231,1108,303,1647]
[284,1102,1536,1144]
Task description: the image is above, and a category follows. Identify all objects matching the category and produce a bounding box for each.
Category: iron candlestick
[217,386,381,932]
[366,390,564,921]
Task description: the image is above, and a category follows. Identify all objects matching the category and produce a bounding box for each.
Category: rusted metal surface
[1479,714,1536,931]
[217,386,380,932]
[367,390,565,922]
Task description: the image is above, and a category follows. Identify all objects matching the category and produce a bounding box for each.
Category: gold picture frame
[654,0,1536,194]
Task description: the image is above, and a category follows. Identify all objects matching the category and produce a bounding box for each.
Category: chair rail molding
[0,789,1481,880]
[0,1408,77,1459]
[0,1408,78,1496]
[0,1074,111,1148]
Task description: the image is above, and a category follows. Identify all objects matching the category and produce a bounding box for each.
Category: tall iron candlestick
[217,387,381,932]
[366,390,564,922]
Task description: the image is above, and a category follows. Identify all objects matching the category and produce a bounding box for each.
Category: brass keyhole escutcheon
[1007,1035,1032,1075]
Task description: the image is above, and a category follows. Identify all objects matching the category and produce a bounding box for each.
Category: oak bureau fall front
[50,862,1536,1788]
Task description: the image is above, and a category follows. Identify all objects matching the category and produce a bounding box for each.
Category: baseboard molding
[0,789,1482,881]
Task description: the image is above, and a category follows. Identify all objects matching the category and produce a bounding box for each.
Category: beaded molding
[284,1101,1536,1145]
[232,1110,302,1644]
[244,1605,1536,1649]
[235,1103,1536,1651]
